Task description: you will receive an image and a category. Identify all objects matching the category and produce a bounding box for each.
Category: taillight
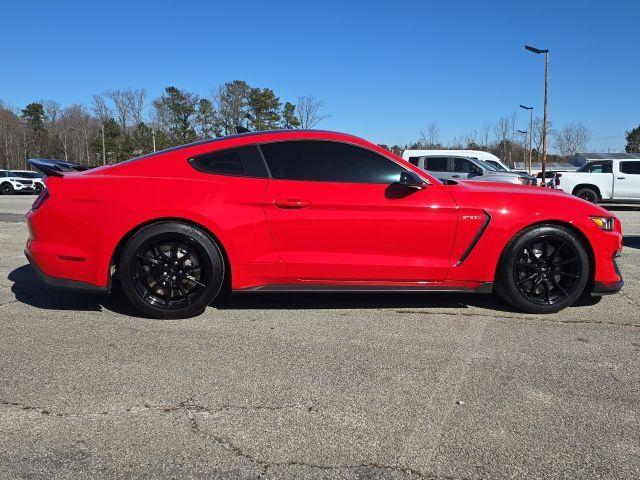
[32,189,49,211]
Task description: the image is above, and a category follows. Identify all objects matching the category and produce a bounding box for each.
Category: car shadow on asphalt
[7,264,137,316]
[7,263,601,318]
[602,205,640,212]
[623,235,640,250]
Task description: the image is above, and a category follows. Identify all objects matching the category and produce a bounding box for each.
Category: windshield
[485,160,508,172]
[476,159,498,171]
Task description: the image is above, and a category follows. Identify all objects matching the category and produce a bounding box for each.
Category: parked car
[12,170,45,193]
[402,153,535,185]
[553,158,640,203]
[26,130,622,319]
[0,170,37,195]
[403,149,537,183]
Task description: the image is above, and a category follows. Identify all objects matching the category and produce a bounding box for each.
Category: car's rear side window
[620,161,640,175]
[408,157,420,166]
[424,157,448,172]
[189,145,268,178]
[260,140,404,184]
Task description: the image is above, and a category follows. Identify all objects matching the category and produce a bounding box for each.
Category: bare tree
[91,94,112,123]
[464,130,478,148]
[494,116,511,161]
[532,117,555,161]
[105,90,131,131]
[295,95,329,129]
[125,89,147,126]
[419,122,439,148]
[555,122,591,158]
[481,121,491,148]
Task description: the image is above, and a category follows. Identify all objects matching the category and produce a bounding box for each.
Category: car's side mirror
[397,171,427,190]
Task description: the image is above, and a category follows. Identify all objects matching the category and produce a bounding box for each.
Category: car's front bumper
[592,252,623,295]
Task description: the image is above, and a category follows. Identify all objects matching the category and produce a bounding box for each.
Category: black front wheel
[1,183,14,195]
[119,222,225,319]
[574,187,599,203]
[496,225,590,313]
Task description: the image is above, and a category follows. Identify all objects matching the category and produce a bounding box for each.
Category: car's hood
[444,179,615,218]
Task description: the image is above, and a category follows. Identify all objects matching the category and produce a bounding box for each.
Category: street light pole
[519,104,534,174]
[517,129,528,167]
[525,45,550,185]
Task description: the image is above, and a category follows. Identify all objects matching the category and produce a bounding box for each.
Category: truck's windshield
[476,160,498,171]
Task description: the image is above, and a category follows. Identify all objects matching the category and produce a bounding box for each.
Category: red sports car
[26,130,623,319]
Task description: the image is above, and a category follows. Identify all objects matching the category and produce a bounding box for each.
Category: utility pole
[101,123,106,165]
[519,105,534,174]
[152,129,156,152]
[525,45,550,185]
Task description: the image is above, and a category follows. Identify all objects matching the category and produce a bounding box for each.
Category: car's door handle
[617,177,626,180]
[273,199,311,209]
[452,175,461,178]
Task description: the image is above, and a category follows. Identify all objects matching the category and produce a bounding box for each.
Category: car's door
[614,160,640,200]
[261,140,458,282]
[452,157,484,180]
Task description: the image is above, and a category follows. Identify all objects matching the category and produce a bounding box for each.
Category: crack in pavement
[183,405,432,479]
[0,398,320,419]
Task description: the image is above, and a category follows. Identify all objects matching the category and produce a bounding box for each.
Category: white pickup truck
[555,158,640,203]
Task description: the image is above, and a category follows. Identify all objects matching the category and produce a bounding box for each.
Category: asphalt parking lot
[1,195,639,479]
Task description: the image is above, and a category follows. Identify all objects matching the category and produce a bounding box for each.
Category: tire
[574,187,599,203]
[1,182,14,195]
[119,222,225,319]
[495,225,590,314]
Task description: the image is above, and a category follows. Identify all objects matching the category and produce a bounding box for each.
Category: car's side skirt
[235,282,494,294]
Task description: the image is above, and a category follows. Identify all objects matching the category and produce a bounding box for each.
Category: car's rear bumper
[25,250,108,293]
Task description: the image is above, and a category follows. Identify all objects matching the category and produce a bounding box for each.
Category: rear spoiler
[28,158,91,177]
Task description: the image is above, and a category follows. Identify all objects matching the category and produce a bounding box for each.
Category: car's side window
[424,157,448,172]
[408,157,420,166]
[453,158,479,173]
[620,161,640,175]
[260,141,405,184]
[189,145,268,178]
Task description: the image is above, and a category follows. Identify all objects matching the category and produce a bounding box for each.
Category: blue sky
[1,0,638,151]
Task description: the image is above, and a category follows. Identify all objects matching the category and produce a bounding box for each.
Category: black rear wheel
[119,222,224,319]
[496,225,589,313]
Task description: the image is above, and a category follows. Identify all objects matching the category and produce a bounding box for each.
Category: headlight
[590,216,614,231]
[517,176,528,184]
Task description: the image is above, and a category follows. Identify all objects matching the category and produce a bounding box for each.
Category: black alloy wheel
[119,223,224,319]
[513,235,582,306]
[496,225,589,313]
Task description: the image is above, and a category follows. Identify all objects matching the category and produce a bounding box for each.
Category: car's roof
[149,129,359,156]
[114,129,379,168]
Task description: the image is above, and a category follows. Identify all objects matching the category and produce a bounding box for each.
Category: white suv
[12,170,45,193]
[0,170,38,195]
